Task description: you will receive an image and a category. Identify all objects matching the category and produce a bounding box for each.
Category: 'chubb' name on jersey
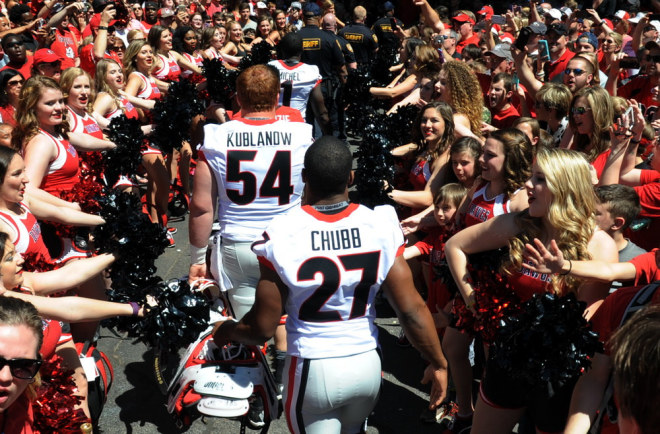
[226,131,292,147]
[311,228,361,251]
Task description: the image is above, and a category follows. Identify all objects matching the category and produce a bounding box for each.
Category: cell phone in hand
[389,17,397,27]
[619,56,640,69]
[538,39,550,61]
[491,15,506,25]
[514,26,532,51]
[649,13,660,21]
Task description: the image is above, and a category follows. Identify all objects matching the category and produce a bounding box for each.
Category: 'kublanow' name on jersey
[226,131,292,147]
[311,228,361,251]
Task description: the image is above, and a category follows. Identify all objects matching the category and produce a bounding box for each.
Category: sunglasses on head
[564,68,587,76]
[571,106,592,115]
[0,355,42,380]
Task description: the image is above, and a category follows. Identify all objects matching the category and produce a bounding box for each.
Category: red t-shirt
[0,104,17,126]
[618,76,659,122]
[0,56,33,79]
[491,104,520,129]
[629,249,660,285]
[79,44,122,77]
[456,33,480,54]
[627,171,660,251]
[50,28,78,70]
[547,48,575,82]
[414,228,453,315]
[591,149,611,180]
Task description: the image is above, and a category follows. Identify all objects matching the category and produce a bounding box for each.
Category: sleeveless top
[132,71,161,100]
[463,181,512,228]
[105,95,139,120]
[182,52,204,79]
[0,202,52,260]
[67,106,104,139]
[506,263,555,302]
[153,52,181,82]
[409,158,431,191]
[32,129,80,195]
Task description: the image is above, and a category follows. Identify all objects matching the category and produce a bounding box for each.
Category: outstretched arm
[384,255,448,408]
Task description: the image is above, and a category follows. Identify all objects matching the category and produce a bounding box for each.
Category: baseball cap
[577,32,598,49]
[560,7,572,17]
[453,13,475,25]
[383,1,395,11]
[33,49,61,65]
[500,32,514,44]
[89,13,117,31]
[651,20,660,33]
[546,8,562,21]
[256,1,267,8]
[243,20,257,32]
[303,2,321,16]
[529,21,547,35]
[290,1,301,10]
[159,8,174,18]
[614,10,630,20]
[145,1,158,9]
[487,43,513,62]
[547,23,568,36]
[628,12,647,24]
[602,18,614,29]
[478,5,494,18]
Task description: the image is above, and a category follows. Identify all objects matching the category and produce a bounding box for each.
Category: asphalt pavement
[95,212,446,434]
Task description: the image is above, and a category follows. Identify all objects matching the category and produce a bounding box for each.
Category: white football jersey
[268,60,322,119]
[201,118,313,242]
[252,204,405,359]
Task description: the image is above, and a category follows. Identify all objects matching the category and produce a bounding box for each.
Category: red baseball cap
[453,13,475,25]
[33,49,61,65]
[478,6,494,18]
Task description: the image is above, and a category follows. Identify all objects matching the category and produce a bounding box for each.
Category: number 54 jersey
[252,203,406,359]
[201,118,313,242]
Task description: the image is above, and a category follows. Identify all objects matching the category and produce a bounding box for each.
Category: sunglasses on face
[0,355,42,380]
[564,68,587,76]
[646,54,660,63]
[7,79,24,86]
[571,106,592,115]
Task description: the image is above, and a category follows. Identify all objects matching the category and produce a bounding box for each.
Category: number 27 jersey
[252,203,405,359]
[201,118,313,242]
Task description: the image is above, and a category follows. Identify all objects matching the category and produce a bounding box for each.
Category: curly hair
[13,76,69,151]
[488,128,533,199]
[569,86,613,163]
[505,148,595,294]
[440,61,485,137]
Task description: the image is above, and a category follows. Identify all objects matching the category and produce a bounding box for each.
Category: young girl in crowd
[445,147,617,433]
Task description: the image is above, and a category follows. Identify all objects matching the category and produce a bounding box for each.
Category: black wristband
[98,25,109,30]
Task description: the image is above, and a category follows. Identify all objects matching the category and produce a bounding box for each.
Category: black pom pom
[151,79,205,154]
[202,58,239,105]
[489,292,604,395]
[104,115,146,186]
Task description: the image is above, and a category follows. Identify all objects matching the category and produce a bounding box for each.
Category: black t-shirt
[371,15,403,50]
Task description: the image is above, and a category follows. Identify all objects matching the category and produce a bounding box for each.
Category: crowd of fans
[0,0,658,433]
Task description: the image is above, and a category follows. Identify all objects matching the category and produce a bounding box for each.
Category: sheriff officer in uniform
[298,2,346,137]
[339,6,378,67]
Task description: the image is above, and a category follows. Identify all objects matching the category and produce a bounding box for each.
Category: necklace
[311,201,349,211]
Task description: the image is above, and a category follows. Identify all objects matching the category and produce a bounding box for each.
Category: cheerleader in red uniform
[445,148,617,433]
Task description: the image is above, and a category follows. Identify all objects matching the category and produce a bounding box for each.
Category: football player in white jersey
[189,64,313,317]
[268,32,332,135]
[212,136,449,434]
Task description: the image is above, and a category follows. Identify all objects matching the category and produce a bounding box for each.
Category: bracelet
[128,301,139,317]
[560,259,572,276]
[98,26,109,30]
[630,137,641,144]
[190,244,207,265]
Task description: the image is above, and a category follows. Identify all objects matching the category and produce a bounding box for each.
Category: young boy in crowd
[594,184,646,292]
[404,183,467,330]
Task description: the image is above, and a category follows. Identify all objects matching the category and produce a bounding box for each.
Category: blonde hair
[60,68,94,112]
[569,86,613,163]
[124,39,153,78]
[13,76,69,150]
[95,59,123,97]
[506,148,595,294]
[441,61,485,137]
